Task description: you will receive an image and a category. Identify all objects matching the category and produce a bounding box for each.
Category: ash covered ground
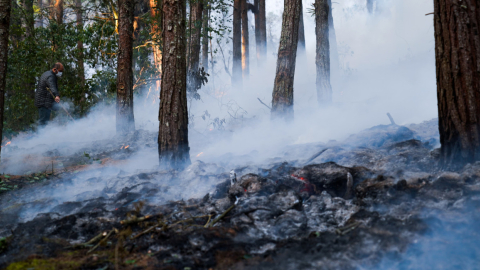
[0,118,479,269]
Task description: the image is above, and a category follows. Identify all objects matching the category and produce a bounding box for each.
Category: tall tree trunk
[0,0,12,158]
[232,0,242,87]
[54,0,63,24]
[297,0,305,54]
[315,0,331,105]
[187,0,203,92]
[327,0,338,70]
[158,0,190,169]
[201,6,209,72]
[434,0,480,168]
[366,0,373,13]
[36,0,43,27]
[76,0,85,105]
[270,0,301,120]
[258,0,266,60]
[116,0,135,134]
[22,0,35,99]
[22,0,34,37]
[241,0,249,78]
[150,0,162,93]
[254,0,260,64]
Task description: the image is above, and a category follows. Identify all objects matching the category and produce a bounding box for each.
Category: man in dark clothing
[35,62,63,126]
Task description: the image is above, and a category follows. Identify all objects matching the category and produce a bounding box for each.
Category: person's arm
[46,74,60,102]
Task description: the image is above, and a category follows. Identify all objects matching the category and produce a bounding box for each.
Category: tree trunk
[76,0,85,105]
[241,0,249,78]
[315,0,332,105]
[327,0,338,70]
[150,0,162,93]
[254,0,260,64]
[116,0,135,134]
[187,0,203,92]
[232,0,242,87]
[0,0,12,158]
[158,0,191,169]
[22,0,34,37]
[434,0,480,168]
[201,5,208,72]
[366,0,373,13]
[297,0,305,54]
[258,0,266,60]
[36,0,43,27]
[270,0,301,120]
[54,0,63,24]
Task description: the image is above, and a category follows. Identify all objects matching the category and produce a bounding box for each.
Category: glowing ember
[124,145,130,149]
[291,174,306,181]
[196,152,204,157]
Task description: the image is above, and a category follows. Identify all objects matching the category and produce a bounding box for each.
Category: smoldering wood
[270,0,302,120]
[116,0,135,134]
[241,0,249,78]
[0,0,12,158]
[434,0,480,168]
[158,0,191,169]
[232,0,242,88]
[315,0,332,105]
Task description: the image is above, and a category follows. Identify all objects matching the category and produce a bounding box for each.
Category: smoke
[0,0,438,228]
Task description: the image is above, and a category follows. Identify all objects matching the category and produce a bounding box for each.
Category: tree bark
[258,0,266,60]
[0,0,12,157]
[241,0,249,78]
[232,0,242,87]
[150,0,162,93]
[116,0,135,134]
[270,0,301,120]
[201,5,208,72]
[54,0,63,24]
[297,0,305,54]
[187,0,203,91]
[434,0,480,168]
[158,0,191,169]
[366,0,373,13]
[315,0,332,105]
[76,0,85,103]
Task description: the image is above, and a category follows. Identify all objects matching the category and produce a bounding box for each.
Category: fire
[120,145,130,150]
[196,152,204,157]
[291,174,306,181]
[125,145,130,149]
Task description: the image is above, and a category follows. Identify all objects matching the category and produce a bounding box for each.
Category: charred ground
[0,119,479,269]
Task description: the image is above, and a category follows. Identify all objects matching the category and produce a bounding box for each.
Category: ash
[0,119,479,269]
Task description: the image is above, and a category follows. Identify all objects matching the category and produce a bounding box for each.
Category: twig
[206,204,235,228]
[386,112,396,125]
[257,98,271,110]
[120,215,151,226]
[304,148,329,165]
[87,229,115,254]
[204,215,212,228]
[46,87,75,121]
[425,12,434,16]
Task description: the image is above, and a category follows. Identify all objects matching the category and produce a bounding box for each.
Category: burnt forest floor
[1,119,480,269]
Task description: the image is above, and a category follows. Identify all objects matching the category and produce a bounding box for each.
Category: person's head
[51,62,64,77]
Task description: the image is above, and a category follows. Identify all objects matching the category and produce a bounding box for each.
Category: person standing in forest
[35,62,63,126]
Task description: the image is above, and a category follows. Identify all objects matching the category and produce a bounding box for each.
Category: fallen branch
[87,229,115,254]
[206,204,235,228]
[304,148,329,165]
[120,215,151,226]
[257,98,271,110]
[335,222,360,235]
[386,112,396,125]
